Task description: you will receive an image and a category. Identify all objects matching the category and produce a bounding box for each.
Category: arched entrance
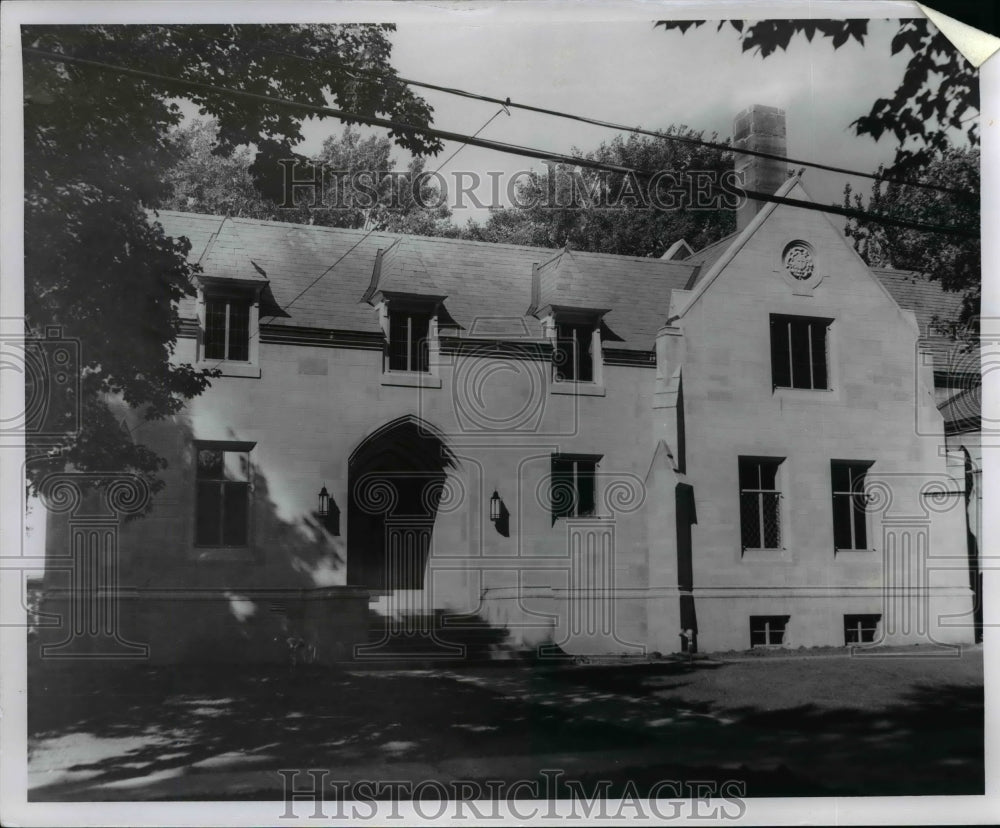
[347,416,454,593]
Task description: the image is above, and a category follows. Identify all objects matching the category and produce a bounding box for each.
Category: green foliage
[23,24,438,501]
[462,128,736,256]
[656,18,978,173]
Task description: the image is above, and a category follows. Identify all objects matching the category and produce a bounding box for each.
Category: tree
[844,147,980,338]
[162,120,457,234]
[462,127,736,256]
[23,24,440,502]
[656,18,978,174]
[657,17,980,336]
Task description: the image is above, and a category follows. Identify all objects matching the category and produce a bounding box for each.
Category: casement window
[750,615,789,647]
[551,454,600,520]
[739,457,783,550]
[195,443,251,546]
[844,614,881,645]
[770,314,832,390]
[554,322,596,382]
[831,461,873,551]
[387,308,431,373]
[204,296,252,362]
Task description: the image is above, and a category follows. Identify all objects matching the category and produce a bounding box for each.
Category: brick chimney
[733,105,788,233]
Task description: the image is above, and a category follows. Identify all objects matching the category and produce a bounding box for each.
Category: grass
[27,645,984,801]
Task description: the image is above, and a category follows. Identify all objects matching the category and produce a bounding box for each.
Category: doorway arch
[347,416,455,593]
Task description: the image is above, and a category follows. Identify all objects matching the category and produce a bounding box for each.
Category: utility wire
[23,47,979,240]
[279,105,509,314]
[156,24,972,199]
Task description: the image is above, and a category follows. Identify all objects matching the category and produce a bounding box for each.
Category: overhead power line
[158,25,971,199]
[23,47,979,240]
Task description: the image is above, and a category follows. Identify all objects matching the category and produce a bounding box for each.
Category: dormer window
[388,307,431,373]
[555,321,595,382]
[205,296,251,362]
[377,297,442,389]
[548,312,605,395]
[197,284,261,378]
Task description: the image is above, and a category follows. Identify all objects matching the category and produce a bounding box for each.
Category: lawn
[27,645,984,801]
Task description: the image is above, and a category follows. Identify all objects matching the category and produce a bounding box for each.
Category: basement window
[844,614,881,645]
[750,615,789,647]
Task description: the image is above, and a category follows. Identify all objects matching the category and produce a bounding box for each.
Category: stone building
[39,107,978,661]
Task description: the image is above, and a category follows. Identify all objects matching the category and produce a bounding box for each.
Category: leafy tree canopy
[656,18,978,173]
[657,17,980,338]
[462,127,736,256]
[844,147,980,338]
[162,120,457,235]
[23,24,439,501]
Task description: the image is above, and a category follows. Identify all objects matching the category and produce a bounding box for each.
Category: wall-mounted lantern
[489,490,509,537]
[316,483,341,535]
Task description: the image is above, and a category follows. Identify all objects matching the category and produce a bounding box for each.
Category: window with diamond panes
[739,457,782,550]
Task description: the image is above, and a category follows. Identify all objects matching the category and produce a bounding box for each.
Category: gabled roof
[679,194,973,372]
[369,237,447,300]
[151,210,698,351]
[683,231,738,274]
[152,207,975,364]
[872,268,970,370]
[197,218,269,283]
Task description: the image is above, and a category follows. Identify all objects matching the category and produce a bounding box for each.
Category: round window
[782,241,815,281]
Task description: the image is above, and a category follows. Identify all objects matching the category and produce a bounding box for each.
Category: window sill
[192,546,254,563]
[740,547,792,562]
[551,381,606,397]
[772,386,833,396]
[835,548,877,555]
[381,371,442,389]
[197,361,261,379]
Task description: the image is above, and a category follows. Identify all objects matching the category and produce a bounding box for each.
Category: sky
[290,18,929,223]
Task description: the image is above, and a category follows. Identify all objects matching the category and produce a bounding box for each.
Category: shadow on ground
[27,655,983,801]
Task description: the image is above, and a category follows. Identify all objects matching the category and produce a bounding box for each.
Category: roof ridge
[151,208,699,265]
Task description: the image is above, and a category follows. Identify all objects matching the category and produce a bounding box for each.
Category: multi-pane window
[204,297,251,361]
[554,322,595,382]
[770,314,831,390]
[195,445,250,546]
[832,461,872,550]
[750,615,789,647]
[387,309,431,373]
[551,455,599,520]
[844,614,880,644]
[739,457,783,550]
